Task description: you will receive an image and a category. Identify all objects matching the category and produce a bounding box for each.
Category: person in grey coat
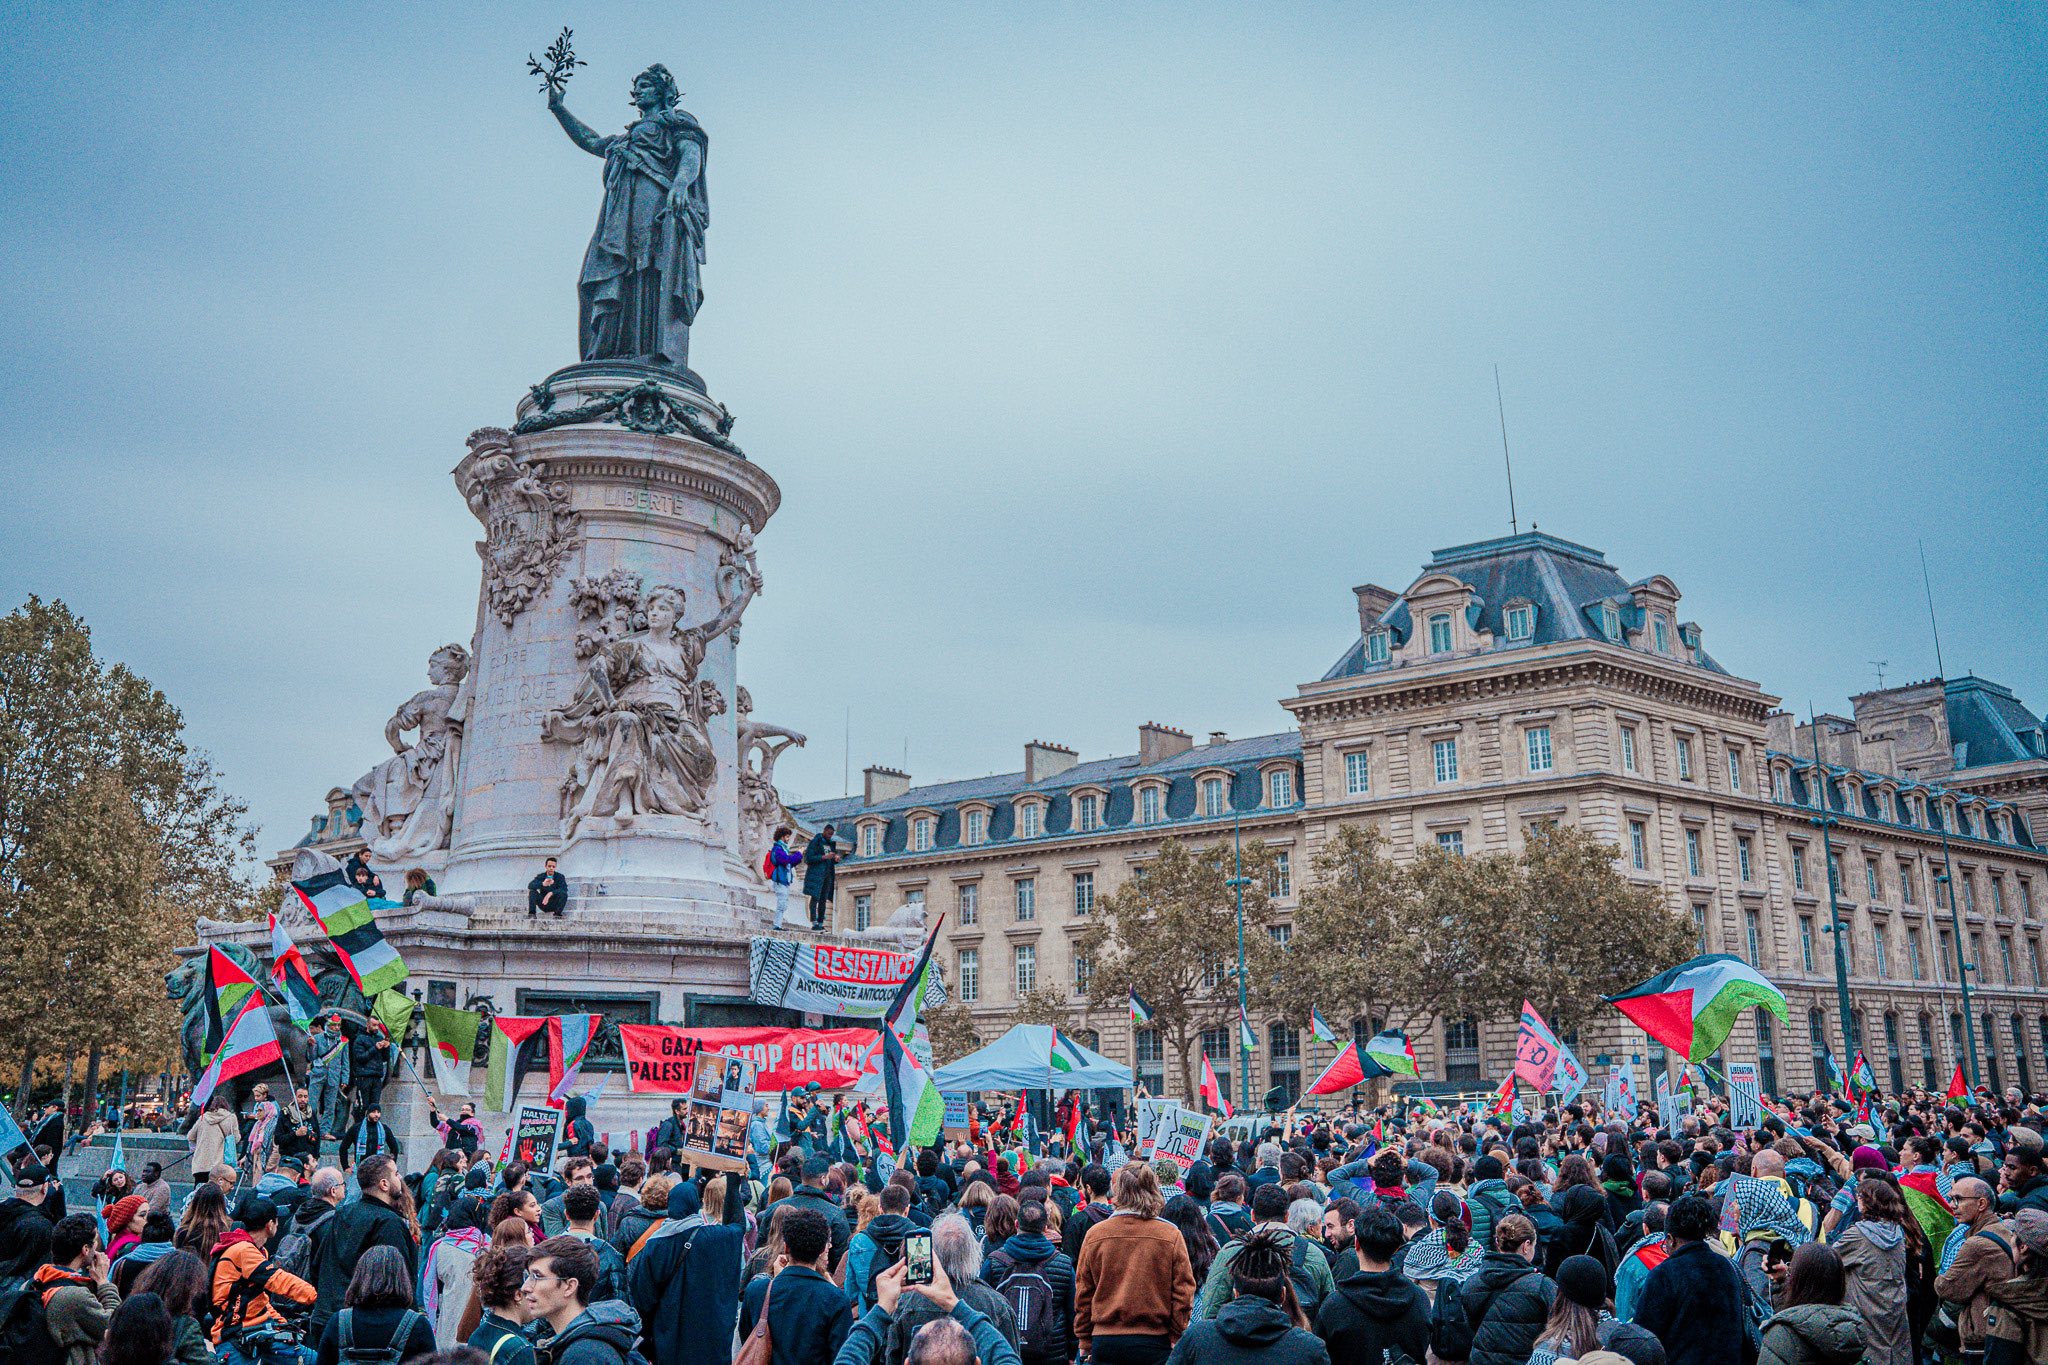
[307,1016,351,1139]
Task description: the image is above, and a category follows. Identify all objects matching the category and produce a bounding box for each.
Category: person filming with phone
[832,1232,1023,1365]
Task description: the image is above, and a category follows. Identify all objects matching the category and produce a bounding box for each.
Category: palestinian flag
[1201,1052,1233,1117]
[1823,1049,1846,1093]
[548,1014,603,1104]
[1900,1168,1955,1251]
[293,868,407,997]
[880,914,948,1154]
[202,948,261,1065]
[1412,1095,1441,1116]
[1129,990,1155,1027]
[1484,1074,1515,1120]
[1364,1029,1420,1079]
[1237,1002,1258,1054]
[1946,1064,1970,1105]
[483,1015,550,1112]
[268,910,321,1027]
[1603,953,1787,1062]
[192,994,283,1108]
[423,1004,482,1095]
[1848,1051,1878,1100]
[1306,1042,1365,1096]
[1050,1030,1091,1076]
[1309,1007,1338,1046]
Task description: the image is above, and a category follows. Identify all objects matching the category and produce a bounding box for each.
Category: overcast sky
[2,3,2043,859]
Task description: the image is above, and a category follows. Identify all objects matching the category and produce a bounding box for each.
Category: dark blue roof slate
[1766,749,2037,850]
[1946,676,2047,771]
[1322,532,1730,682]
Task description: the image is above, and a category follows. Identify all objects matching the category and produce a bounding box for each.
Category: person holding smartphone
[835,1249,1024,1365]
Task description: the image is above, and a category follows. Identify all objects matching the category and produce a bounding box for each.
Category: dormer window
[1074,792,1102,833]
[1601,605,1623,642]
[1653,616,1670,653]
[963,808,988,846]
[1365,631,1391,664]
[858,823,881,858]
[1504,603,1534,642]
[1137,784,1163,825]
[1200,776,1228,818]
[1268,768,1295,807]
[1428,614,1453,654]
[911,815,935,853]
[1016,801,1044,839]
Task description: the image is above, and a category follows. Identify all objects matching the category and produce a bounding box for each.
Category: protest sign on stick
[677,1048,756,1173]
[511,1105,564,1169]
[1727,1061,1763,1129]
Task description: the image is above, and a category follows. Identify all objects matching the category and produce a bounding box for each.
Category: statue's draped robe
[579,109,708,370]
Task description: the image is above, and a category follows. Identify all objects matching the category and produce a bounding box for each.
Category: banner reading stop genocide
[618,1025,879,1094]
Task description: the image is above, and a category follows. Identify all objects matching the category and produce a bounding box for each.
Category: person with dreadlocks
[1164,1225,1330,1365]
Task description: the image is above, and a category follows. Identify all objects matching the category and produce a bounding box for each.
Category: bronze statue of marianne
[545,62,708,373]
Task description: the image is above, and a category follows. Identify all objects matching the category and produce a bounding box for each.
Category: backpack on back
[1283,1235,1324,1325]
[273,1205,337,1279]
[989,1250,1061,1360]
[0,1277,62,1365]
[862,1222,912,1306]
[338,1308,422,1365]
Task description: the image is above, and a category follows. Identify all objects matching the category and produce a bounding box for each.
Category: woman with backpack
[1162,1226,1329,1365]
[314,1244,438,1365]
[1431,1214,1556,1365]
[464,1244,538,1365]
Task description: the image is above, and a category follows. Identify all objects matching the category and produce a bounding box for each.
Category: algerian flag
[1604,953,1787,1063]
[372,990,416,1048]
[423,1004,482,1095]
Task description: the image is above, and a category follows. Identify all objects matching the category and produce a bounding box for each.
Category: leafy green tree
[1263,823,1430,1033]
[1079,837,1283,1101]
[1012,985,1073,1031]
[923,1001,982,1067]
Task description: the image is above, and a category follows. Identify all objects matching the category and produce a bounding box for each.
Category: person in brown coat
[1074,1162,1196,1365]
[1932,1177,2016,1361]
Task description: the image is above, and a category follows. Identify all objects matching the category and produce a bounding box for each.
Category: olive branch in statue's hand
[528,27,585,99]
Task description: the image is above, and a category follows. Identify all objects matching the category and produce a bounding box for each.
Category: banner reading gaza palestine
[619,1025,880,1093]
[748,937,948,1019]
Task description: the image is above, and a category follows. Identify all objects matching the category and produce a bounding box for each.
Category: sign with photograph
[511,1104,564,1169]
[618,1024,877,1094]
[677,1048,757,1173]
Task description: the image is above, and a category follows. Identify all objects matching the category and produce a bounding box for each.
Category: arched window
[1920,1013,1939,1090]
[1984,1012,2003,1093]
[2014,1016,2033,1096]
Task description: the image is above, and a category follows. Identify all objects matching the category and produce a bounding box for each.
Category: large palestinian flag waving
[293,868,408,996]
[1605,953,1787,1062]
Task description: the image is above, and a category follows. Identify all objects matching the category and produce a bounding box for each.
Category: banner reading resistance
[748,937,949,1018]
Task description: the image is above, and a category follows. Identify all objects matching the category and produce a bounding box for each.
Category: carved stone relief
[461,427,583,624]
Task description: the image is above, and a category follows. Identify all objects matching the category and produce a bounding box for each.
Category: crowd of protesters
[11,1077,2048,1365]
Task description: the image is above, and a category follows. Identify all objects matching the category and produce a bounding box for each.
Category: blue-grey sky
[3,3,2043,858]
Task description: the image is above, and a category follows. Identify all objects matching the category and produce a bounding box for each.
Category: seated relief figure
[350,644,471,861]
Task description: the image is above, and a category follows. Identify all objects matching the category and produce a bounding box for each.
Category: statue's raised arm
[546,87,610,158]
[701,524,761,643]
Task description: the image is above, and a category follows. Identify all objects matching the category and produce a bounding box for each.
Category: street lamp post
[1807,713,1858,1073]
[1934,805,1983,1088]
[1227,810,1254,1115]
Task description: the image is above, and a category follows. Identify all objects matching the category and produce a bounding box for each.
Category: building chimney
[863,765,911,805]
[1353,584,1398,635]
[1024,741,1078,785]
[1208,731,1229,746]
[1138,722,1193,766]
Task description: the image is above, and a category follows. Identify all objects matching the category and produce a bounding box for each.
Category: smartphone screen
[903,1230,934,1285]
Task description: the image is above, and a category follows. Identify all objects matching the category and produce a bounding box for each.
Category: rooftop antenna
[1869,660,1889,690]
[1494,364,1519,536]
[1918,540,1948,682]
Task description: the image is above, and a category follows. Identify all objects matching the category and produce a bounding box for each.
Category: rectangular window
[958,949,979,1002]
[1692,905,1709,951]
[1994,877,2008,916]
[1792,845,1808,892]
[1629,820,1648,871]
[1774,769,1789,802]
[1072,871,1094,916]
[1201,956,1228,991]
[1428,614,1453,653]
[1075,794,1099,833]
[2034,938,2044,985]
[1829,852,1844,897]
[1901,862,1917,905]
[912,817,933,853]
[2024,880,2036,918]
[1366,632,1389,664]
[1908,928,1924,980]
[853,893,873,932]
[1676,736,1694,782]
[1738,835,1754,883]
[1201,778,1226,818]
[1653,616,1670,652]
[1745,909,1762,963]
[964,810,986,845]
[1344,750,1370,796]
[1964,876,1977,913]
[1685,828,1704,877]
[1268,769,1294,807]
[1072,952,1091,994]
[1800,917,1817,973]
[1139,786,1161,824]
[1014,945,1036,994]
[2002,935,2016,983]
[1268,924,1292,949]
[1017,804,1043,839]
[1940,929,1955,981]
[1527,726,1554,774]
[1437,830,1465,856]
[1874,925,1889,979]
[860,824,879,858]
[1936,873,1951,909]
[958,882,979,925]
[1433,738,1459,783]
[1602,605,1622,641]
[1269,851,1292,898]
[1620,727,1638,773]
[1866,859,1881,901]
[1135,1028,1162,1064]
[1506,604,1534,640]
[1727,748,1743,792]
[1014,878,1035,921]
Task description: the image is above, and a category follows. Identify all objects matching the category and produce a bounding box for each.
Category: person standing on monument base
[529,857,568,919]
[768,825,803,931]
[308,1015,351,1141]
[802,824,841,932]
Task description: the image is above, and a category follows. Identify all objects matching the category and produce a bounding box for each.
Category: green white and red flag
[1947,1064,1970,1105]
[1484,1074,1515,1120]
[1306,1042,1365,1096]
[202,948,261,1066]
[1309,1007,1338,1046]
[293,867,408,997]
[1603,953,1786,1062]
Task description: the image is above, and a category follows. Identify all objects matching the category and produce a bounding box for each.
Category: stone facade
[793,532,2048,1103]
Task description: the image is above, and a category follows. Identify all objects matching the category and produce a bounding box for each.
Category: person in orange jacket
[209,1195,318,1356]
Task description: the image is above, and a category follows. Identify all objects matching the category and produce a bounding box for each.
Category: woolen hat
[1557,1254,1612,1310]
[101,1195,146,1232]
[1851,1145,1889,1172]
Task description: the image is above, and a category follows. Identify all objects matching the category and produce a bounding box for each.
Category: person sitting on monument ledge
[529,856,568,918]
[344,849,385,901]
[402,867,436,905]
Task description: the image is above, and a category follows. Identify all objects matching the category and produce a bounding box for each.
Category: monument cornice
[511,432,782,534]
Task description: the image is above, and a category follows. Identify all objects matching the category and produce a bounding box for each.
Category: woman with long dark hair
[1166,1198,1222,1287]
[985,1194,1021,1259]
[1758,1243,1867,1365]
[133,1249,215,1365]
[97,1293,175,1365]
[315,1244,438,1365]
[1836,1175,1916,1365]
[173,1183,230,1256]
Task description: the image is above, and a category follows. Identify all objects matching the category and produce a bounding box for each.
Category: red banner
[618,1025,878,1094]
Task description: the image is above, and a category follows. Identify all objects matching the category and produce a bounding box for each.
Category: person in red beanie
[103,1196,148,1262]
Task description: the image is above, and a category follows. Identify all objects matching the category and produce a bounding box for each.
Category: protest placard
[1727,1061,1763,1129]
[1135,1097,1177,1159]
[512,1104,564,1169]
[676,1048,756,1173]
[1155,1108,1213,1175]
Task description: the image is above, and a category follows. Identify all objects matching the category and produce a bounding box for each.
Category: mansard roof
[1946,676,2048,770]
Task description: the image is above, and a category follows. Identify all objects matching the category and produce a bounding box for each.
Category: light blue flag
[108,1130,126,1173]
[0,1106,26,1158]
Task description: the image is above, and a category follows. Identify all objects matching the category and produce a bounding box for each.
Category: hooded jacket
[986,1229,1077,1364]
[544,1298,643,1365]
[35,1264,119,1365]
[1431,1252,1554,1365]
[1836,1219,1912,1365]
[629,1180,745,1365]
[1546,1187,1619,1278]
[844,1212,920,1312]
[1311,1266,1430,1365]
[1756,1303,1868,1365]
[1165,1296,1332,1365]
[1986,1273,2048,1365]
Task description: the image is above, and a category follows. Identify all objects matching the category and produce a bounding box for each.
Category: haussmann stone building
[791,531,2048,1105]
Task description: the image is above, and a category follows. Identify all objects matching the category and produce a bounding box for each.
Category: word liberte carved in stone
[540,536,761,840]
[461,428,584,625]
